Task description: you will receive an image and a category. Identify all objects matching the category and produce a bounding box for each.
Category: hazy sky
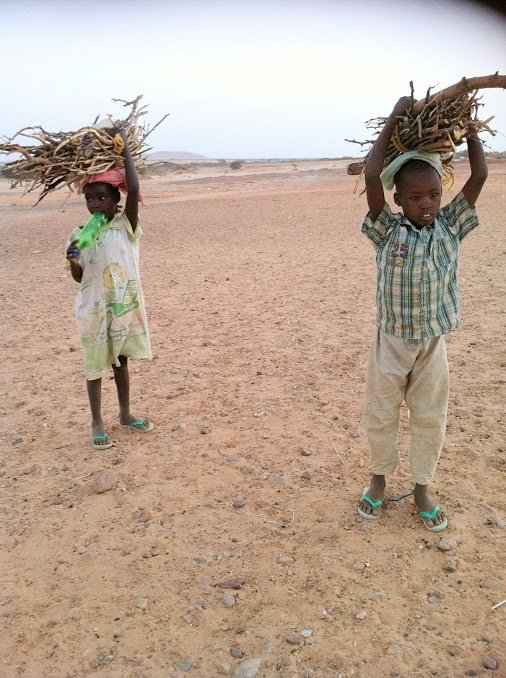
[1,0,505,158]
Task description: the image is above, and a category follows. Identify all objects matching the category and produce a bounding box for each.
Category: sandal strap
[362,494,382,510]
[419,505,441,521]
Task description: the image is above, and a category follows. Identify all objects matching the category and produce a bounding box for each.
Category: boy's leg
[360,329,416,515]
[87,377,105,436]
[405,336,449,527]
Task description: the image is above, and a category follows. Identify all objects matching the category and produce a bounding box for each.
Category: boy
[357,96,488,531]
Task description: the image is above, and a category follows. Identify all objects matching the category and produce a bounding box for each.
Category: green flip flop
[118,418,154,432]
[92,433,113,450]
[419,505,448,532]
[358,486,382,521]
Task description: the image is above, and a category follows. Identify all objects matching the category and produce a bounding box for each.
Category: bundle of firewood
[346,73,505,179]
[0,95,169,203]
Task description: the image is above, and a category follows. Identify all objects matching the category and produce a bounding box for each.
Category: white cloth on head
[380,150,443,191]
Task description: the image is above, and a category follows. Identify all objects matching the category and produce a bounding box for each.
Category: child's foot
[91,421,113,450]
[358,475,385,520]
[118,415,154,432]
[414,484,448,532]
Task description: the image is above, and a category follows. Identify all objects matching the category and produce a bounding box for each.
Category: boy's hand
[66,239,81,265]
[391,96,413,118]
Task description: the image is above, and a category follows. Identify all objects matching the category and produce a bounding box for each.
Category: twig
[491,599,506,611]
[328,437,346,466]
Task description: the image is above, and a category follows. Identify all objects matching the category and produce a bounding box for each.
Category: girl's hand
[66,239,81,264]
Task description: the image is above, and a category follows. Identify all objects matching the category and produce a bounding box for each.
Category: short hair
[394,159,441,190]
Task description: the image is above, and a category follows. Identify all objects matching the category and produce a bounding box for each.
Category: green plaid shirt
[362,191,479,339]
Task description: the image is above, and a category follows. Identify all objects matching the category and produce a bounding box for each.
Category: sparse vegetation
[229,160,242,170]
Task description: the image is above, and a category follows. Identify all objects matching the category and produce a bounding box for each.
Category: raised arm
[364,97,413,222]
[461,135,488,209]
[113,128,140,230]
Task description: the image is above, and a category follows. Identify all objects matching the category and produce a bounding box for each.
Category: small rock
[183,614,193,624]
[285,631,299,644]
[92,469,114,494]
[355,611,367,620]
[301,470,311,480]
[438,536,457,552]
[233,659,261,678]
[216,662,231,675]
[179,662,192,672]
[464,671,478,677]
[443,559,458,573]
[241,466,253,475]
[195,598,206,608]
[300,629,312,638]
[300,448,312,456]
[12,438,23,446]
[353,561,366,571]
[175,422,187,432]
[277,555,295,566]
[482,655,498,670]
[267,473,287,484]
[201,426,211,435]
[135,598,148,610]
[260,644,273,655]
[370,592,384,601]
[23,467,33,475]
[218,577,246,590]
[427,595,439,605]
[222,593,235,608]
[386,643,403,659]
[230,647,244,659]
[481,576,502,590]
[232,499,246,509]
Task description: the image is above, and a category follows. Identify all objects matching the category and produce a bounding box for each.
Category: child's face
[394,168,442,228]
[84,182,118,221]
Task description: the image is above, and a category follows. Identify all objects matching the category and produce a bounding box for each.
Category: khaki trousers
[363,328,449,485]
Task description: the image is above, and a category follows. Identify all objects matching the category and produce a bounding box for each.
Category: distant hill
[148,151,209,161]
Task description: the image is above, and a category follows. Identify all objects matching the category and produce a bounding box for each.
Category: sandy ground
[1,159,505,677]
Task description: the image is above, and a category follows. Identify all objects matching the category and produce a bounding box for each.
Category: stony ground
[1,160,504,677]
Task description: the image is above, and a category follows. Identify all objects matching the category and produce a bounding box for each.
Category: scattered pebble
[216,662,231,675]
[277,555,295,566]
[267,473,287,484]
[232,499,246,509]
[179,662,192,672]
[233,658,261,678]
[355,611,367,620]
[201,426,211,434]
[135,598,148,610]
[175,422,187,432]
[443,559,458,573]
[285,631,299,644]
[301,470,311,480]
[230,647,244,659]
[482,656,498,670]
[300,629,312,638]
[353,561,366,571]
[222,593,235,608]
[427,595,440,605]
[195,598,206,608]
[261,643,273,655]
[438,536,457,552]
[92,469,114,494]
[241,466,253,475]
[300,448,312,456]
[218,577,246,590]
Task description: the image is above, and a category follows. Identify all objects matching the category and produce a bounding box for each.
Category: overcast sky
[1,0,505,158]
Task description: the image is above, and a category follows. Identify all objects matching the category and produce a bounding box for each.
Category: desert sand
[1,159,504,677]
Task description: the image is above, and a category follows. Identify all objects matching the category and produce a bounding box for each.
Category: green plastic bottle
[76,212,108,250]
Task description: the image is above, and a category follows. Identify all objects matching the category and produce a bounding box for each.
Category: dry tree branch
[0,95,169,203]
[345,73,506,184]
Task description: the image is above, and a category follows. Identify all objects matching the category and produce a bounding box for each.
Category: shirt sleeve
[440,191,479,242]
[121,212,143,242]
[361,202,397,248]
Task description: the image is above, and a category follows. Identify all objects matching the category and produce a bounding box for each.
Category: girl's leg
[405,336,449,527]
[112,356,153,431]
[112,355,133,425]
[87,378,105,436]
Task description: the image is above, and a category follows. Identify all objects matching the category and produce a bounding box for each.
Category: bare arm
[113,128,140,230]
[66,240,83,283]
[364,97,413,222]
[461,135,488,208]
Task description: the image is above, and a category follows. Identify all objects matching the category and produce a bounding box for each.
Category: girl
[66,128,154,450]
